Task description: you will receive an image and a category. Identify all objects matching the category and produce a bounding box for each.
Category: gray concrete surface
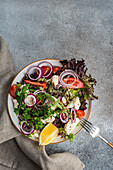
[0,0,113,170]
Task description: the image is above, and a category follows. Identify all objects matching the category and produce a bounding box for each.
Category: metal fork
[80,118,113,149]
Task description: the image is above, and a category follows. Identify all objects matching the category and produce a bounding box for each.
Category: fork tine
[81,118,97,131]
[83,119,97,132]
[80,121,91,133]
[80,121,91,132]
[79,119,92,132]
[80,119,92,129]
[82,118,92,126]
[80,118,96,133]
[82,118,97,130]
[80,119,113,148]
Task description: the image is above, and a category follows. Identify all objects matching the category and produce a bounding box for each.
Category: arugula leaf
[45,93,55,102]
[15,84,30,114]
[22,84,30,93]
[15,83,22,89]
[49,99,63,110]
[29,89,36,93]
[16,89,21,97]
[55,99,62,109]
[14,108,19,115]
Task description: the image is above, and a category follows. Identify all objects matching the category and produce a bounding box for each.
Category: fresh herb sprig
[14,84,30,115]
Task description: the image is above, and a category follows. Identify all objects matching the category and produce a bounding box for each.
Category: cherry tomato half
[9,84,17,99]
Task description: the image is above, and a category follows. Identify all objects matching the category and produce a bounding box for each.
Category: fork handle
[99,135,113,149]
[108,142,113,149]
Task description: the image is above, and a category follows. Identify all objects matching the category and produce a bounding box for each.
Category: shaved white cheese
[51,75,59,87]
[40,113,57,124]
[33,130,40,138]
[64,118,80,135]
[73,97,81,110]
[51,105,57,110]
[62,97,67,104]
[13,99,19,108]
[67,97,81,110]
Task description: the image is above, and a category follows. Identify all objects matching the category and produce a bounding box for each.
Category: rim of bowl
[7,58,92,144]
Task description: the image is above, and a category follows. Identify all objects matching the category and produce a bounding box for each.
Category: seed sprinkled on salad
[9,58,98,144]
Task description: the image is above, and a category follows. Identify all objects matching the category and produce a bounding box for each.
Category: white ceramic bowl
[7,59,92,144]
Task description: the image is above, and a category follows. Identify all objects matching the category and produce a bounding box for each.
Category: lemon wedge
[39,123,58,146]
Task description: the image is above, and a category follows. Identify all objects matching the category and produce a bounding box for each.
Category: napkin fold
[0,36,85,170]
[16,135,84,170]
[0,36,20,144]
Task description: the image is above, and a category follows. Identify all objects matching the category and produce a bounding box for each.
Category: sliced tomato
[63,78,84,89]
[63,77,75,84]
[53,67,61,74]
[24,80,47,89]
[76,110,85,119]
[9,84,17,99]
[41,66,51,76]
[69,79,84,89]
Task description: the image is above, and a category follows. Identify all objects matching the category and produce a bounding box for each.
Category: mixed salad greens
[9,59,98,142]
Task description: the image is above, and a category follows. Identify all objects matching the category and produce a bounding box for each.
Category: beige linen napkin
[16,135,85,170]
[0,37,20,144]
[0,36,85,170]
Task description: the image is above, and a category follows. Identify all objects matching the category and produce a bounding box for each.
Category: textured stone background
[0,0,113,170]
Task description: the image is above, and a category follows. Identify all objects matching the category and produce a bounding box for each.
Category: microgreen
[65,133,75,142]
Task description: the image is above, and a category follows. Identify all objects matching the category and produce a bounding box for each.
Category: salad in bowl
[8,58,98,145]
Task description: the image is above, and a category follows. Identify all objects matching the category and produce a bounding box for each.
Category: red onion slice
[60,112,69,123]
[60,70,78,87]
[34,90,46,95]
[71,108,76,123]
[38,61,53,78]
[20,121,34,135]
[28,66,43,81]
[18,114,24,121]
[24,94,37,108]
